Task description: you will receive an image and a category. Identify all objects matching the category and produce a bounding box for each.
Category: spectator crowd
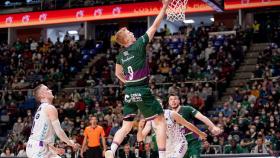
[0,21,279,158]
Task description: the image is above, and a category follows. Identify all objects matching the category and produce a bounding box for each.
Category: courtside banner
[0,0,280,28]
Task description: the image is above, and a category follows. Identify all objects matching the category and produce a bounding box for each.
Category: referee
[81,116,107,158]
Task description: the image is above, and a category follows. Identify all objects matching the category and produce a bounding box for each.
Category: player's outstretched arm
[115,64,126,83]
[195,112,222,136]
[146,0,170,42]
[47,105,79,149]
[137,119,152,142]
[172,111,207,140]
[49,145,65,155]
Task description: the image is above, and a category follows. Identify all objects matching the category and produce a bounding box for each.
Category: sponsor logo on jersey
[124,93,142,103]
[123,51,129,56]
[124,95,131,103]
[121,55,135,63]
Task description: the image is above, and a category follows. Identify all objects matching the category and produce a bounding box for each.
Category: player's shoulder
[43,103,57,114]
[181,105,194,109]
[164,109,171,113]
[180,105,189,110]
[164,109,173,116]
[164,109,174,118]
[116,51,122,59]
[135,33,149,45]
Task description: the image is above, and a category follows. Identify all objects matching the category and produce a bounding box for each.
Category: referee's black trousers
[85,146,102,158]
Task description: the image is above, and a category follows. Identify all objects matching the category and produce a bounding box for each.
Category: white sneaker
[105,150,114,158]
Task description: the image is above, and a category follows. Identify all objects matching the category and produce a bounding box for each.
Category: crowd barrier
[201,153,275,158]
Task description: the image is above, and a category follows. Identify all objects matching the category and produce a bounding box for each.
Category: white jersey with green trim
[28,102,55,144]
[164,110,186,146]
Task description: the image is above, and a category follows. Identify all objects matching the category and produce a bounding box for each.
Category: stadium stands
[0,18,280,157]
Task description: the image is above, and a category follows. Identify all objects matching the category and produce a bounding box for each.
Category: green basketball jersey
[116,33,149,87]
[178,105,199,141]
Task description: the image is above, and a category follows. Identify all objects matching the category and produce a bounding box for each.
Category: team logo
[112,7,121,16]
[39,13,47,22]
[123,51,129,56]
[5,16,13,24]
[76,10,84,19]
[124,95,131,103]
[22,15,30,23]
[94,8,103,16]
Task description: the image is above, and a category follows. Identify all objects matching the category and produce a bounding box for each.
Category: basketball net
[166,0,188,22]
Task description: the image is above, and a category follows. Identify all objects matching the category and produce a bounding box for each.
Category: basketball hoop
[166,0,188,22]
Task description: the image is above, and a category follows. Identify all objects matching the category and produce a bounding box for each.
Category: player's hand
[71,143,81,151]
[162,0,171,6]
[55,148,65,155]
[210,126,222,136]
[80,150,84,158]
[48,144,65,155]
[49,145,65,155]
[199,132,207,140]
[138,119,146,129]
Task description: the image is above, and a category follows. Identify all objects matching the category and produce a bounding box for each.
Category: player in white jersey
[137,109,207,158]
[26,84,80,158]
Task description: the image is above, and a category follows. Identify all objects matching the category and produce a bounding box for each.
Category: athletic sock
[110,142,119,155]
[158,149,166,158]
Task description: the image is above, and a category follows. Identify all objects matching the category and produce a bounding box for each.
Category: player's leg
[105,120,134,158]
[26,139,50,158]
[153,115,167,158]
[137,86,166,158]
[105,97,137,158]
[26,140,35,158]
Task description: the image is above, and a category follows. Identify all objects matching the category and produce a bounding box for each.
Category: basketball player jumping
[105,0,171,158]
[26,84,80,158]
[137,108,207,158]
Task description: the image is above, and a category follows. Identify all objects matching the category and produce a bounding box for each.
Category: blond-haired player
[105,0,171,158]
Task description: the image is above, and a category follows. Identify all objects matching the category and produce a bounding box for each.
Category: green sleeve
[137,33,149,47]
[134,33,149,57]
[185,105,198,117]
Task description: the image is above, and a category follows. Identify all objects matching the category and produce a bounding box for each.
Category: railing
[201,153,272,158]
[250,76,280,81]
[0,153,276,158]
[0,80,217,92]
